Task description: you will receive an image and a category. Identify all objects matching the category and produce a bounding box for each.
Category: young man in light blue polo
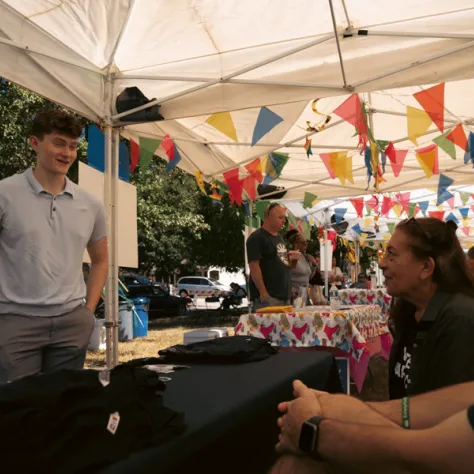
[0,109,108,383]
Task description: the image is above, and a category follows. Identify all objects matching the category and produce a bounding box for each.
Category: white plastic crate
[183,328,229,345]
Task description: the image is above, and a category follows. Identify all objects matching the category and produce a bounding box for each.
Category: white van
[177,276,231,298]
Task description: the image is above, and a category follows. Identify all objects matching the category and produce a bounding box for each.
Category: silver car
[177,276,230,298]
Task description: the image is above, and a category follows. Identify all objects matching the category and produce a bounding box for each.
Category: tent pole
[324,229,330,300]
[328,0,348,88]
[352,29,474,41]
[372,108,468,125]
[355,240,360,282]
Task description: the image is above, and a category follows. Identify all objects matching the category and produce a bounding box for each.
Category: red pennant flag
[366,195,379,214]
[223,169,243,206]
[319,153,336,179]
[161,134,175,160]
[385,142,408,178]
[381,196,394,217]
[244,158,263,183]
[413,83,445,132]
[332,94,368,150]
[446,124,468,152]
[462,227,470,236]
[241,176,257,200]
[129,139,140,172]
[350,198,364,218]
[429,210,445,221]
[396,192,411,213]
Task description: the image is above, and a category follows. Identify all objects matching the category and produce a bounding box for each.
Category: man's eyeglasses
[404,218,432,244]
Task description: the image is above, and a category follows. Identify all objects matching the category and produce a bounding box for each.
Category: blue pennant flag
[352,223,362,235]
[418,201,429,215]
[381,152,387,174]
[87,125,105,172]
[460,208,470,219]
[251,107,284,146]
[437,174,455,206]
[166,145,182,173]
[243,201,252,217]
[119,142,130,182]
[465,132,474,167]
[446,212,459,224]
[364,147,372,187]
[334,208,347,224]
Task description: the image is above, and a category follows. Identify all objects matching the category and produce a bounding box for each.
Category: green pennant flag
[408,202,418,219]
[433,130,456,160]
[365,204,373,216]
[287,212,299,229]
[303,192,318,209]
[387,222,396,235]
[139,137,162,168]
[215,179,229,192]
[375,139,390,151]
[244,216,259,228]
[459,191,470,206]
[255,201,270,221]
[300,220,311,240]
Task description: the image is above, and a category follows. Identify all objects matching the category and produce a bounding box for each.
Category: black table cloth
[100,350,342,474]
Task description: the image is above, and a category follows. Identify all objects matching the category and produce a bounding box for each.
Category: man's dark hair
[32,109,83,140]
[468,247,474,260]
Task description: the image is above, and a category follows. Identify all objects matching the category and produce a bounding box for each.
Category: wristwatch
[298,416,324,460]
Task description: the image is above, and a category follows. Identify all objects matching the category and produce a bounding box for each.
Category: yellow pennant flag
[329,151,354,185]
[359,233,368,246]
[392,203,403,218]
[363,216,373,228]
[383,234,391,241]
[416,147,438,179]
[463,216,470,227]
[194,170,207,195]
[407,106,433,146]
[206,112,238,142]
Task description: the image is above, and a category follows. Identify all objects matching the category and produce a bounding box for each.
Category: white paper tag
[107,412,120,435]
[98,370,111,387]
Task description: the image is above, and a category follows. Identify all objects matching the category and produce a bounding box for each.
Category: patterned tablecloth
[235,305,389,362]
[338,289,392,315]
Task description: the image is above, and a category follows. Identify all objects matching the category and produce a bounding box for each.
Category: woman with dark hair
[379,217,474,400]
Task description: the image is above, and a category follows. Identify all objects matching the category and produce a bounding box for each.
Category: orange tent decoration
[413,83,445,133]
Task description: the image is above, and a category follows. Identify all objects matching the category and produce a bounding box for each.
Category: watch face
[299,422,318,453]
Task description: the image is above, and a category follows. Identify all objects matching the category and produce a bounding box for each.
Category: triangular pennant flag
[244,158,263,184]
[365,205,372,216]
[387,222,396,235]
[262,152,289,184]
[252,107,284,146]
[437,174,455,205]
[195,171,207,195]
[209,183,224,201]
[129,138,140,172]
[396,192,411,213]
[418,201,429,216]
[333,94,368,150]
[385,142,408,177]
[381,196,394,217]
[139,137,162,169]
[363,217,373,228]
[429,210,445,221]
[464,133,474,166]
[319,153,336,179]
[459,192,471,206]
[350,198,364,218]
[161,134,174,160]
[304,137,313,158]
[462,227,470,236]
[447,196,455,210]
[206,112,237,141]
[446,123,468,152]
[416,144,439,179]
[166,144,182,173]
[303,192,318,209]
[223,168,243,206]
[408,203,420,219]
[366,195,379,214]
[407,106,433,146]
[334,208,347,224]
[459,208,470,219]
[329,152,354,185]
[359,233,368,246]
[433,129,456,160]
[118,142,130,182]
[414,83,445,132]
[352,223,362,235]
[242,176,257,200]
[392,203,403,218]
[446,212,459,224]
[255,201,270,221]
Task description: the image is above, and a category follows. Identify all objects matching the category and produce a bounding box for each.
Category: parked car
[120,274,151,287]
[177,276,231,298]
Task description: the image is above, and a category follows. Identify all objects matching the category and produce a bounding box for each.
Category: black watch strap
[299,416,324,460]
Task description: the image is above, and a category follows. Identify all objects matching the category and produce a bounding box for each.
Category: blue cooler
[132,297,149,338]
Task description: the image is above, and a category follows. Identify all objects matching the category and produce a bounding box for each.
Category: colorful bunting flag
[139,137,162,169]
[244,158,263,184]
[161,134,174,160]
[366,195,380,214]
[304,137,313,158]
[319,153,336,179]
[255,201,270,221]
[465,132,474,166]
[332,94,368,151]
[195,171,207,195]
[334,208,347,224]
[209,183,224,201]
[166,145,182,173]
[407,106,433,146]
[462,227,471,237]
[446,124,468,151]
[242,176,257,200]
[381,196,394,217]
[262,152,289,184]
[129,138,139,172]
[303,192,318,209]
[387,222,396,235]
[459,208,470,219]
[408,203,420,219]
[429,210,445,221]
[206,112,238,141]
[436,174,455,206]
[252,107,284,146]
[352,223,362,235]
[433,129,456,160]
[446,212,459,224]
[359,233,368,246]
[350,198,364,218]
[319,151,354,185]
[385,142,408,178]
[365,205,372,216]
[118,142,130,182]
[223,168,243,206]
[416,144,439,179]
[413,83,445,132]
[363,217,373,228]
[392,203,403,218]
[447,196,455,210]
[459,192,471,206]
[418,201,429,216]
[396,192,411,213]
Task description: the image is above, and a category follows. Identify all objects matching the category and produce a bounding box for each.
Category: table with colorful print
[235,305,392,392]
[339,288,392,315]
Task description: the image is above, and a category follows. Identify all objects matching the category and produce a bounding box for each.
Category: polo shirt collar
[25,167,75,198]
[419,290,453,323]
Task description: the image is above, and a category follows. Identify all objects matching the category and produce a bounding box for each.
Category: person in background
[221,282,247,310]
[379,218,474,400]
[272,379,474,473]
[467,246,474,278]
[247,203,296,311]
[0,110,108,384]
[350,272,369,289]
[309,253,326,305]
[286,230,317,305]
[326,257,343,288]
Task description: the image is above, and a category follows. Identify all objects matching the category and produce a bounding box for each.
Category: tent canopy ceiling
[1,0,474,200]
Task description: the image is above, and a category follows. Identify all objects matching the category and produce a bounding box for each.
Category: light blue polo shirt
[0,168,107,316]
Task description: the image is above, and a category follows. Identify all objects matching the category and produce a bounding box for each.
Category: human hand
[307,255,317,266]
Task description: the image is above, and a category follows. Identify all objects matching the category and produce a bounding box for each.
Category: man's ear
[30,136,40,152]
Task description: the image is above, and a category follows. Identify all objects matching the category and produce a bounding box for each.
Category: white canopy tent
[1,0,474,366]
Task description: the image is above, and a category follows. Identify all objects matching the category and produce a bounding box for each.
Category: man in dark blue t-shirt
[246,203,292,311]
